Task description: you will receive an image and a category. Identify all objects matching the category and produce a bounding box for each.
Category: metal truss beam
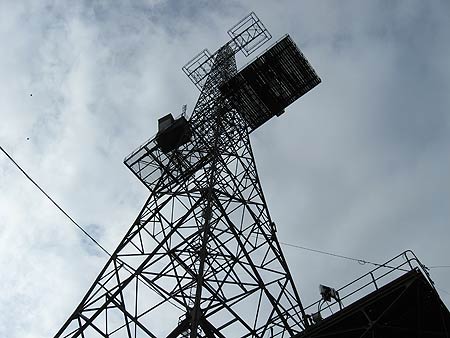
[56,12,316,338]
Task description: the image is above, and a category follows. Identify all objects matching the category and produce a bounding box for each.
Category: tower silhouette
[55,13,320,338]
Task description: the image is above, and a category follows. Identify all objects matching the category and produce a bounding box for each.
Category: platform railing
[303,250,434,322]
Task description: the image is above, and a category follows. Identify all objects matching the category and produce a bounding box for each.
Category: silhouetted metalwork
[296,251,450,337]
[55,12,320,338]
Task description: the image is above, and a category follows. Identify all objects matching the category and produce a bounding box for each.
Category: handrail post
[370,272,378,290]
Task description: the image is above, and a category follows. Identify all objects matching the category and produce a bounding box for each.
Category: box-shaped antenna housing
[156,113,192,154]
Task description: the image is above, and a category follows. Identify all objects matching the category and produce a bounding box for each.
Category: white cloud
[1,1,449,336]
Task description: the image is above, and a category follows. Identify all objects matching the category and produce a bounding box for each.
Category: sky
[1,0,450,337]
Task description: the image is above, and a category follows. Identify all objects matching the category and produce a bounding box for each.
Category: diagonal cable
[1,145,110,256]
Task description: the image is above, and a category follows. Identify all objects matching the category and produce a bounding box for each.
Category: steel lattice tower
[55,13,321,338]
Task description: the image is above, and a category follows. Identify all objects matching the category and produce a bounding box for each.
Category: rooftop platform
[296,252,450,337]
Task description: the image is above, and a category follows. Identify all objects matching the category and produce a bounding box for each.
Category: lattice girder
[56,13,317,338]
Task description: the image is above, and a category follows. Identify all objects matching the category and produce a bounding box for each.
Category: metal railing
[303,250,435,321]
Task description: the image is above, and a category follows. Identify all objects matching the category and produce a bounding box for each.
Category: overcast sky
[1,1,450,337]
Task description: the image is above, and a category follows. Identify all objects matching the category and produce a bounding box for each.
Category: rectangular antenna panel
[221,35,321,131]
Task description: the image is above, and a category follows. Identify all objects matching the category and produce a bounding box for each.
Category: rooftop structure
[298,251,450,337]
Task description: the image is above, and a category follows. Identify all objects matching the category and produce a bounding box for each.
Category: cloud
[0,1,449,336]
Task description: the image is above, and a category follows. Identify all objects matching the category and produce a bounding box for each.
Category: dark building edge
[295,269,450,338]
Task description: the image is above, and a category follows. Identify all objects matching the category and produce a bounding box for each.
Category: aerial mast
[55,12,321,337]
